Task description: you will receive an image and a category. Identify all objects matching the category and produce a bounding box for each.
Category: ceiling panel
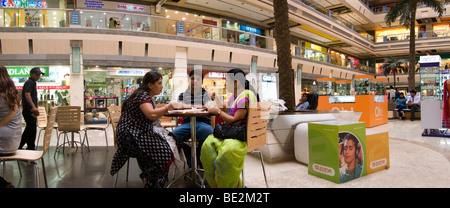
[184,0,273,22]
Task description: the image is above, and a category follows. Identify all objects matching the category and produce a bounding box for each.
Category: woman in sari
[200,68,259,188]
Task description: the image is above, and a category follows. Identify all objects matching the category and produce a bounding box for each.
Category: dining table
[164,108,213,188]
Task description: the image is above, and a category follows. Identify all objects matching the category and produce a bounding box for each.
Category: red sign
[16,85,70,90]
[202,19,217,26]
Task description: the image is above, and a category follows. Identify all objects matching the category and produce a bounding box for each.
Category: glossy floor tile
[1,119,449,188]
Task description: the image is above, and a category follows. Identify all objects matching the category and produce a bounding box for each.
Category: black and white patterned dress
[110,90,177,188]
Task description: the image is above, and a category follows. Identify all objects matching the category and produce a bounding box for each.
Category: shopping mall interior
[1,0,450,190]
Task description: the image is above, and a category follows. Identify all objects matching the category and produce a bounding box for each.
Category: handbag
[0,105,18,127]
[213,119,247,142]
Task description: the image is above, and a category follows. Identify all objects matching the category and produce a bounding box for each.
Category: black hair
[122,71,162,111]
[410,89,417,94]
[341,133,360,157]
[189,70,204,80]
[226,68,260,101]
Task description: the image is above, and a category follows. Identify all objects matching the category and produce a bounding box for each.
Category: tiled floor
[1,119,450,188]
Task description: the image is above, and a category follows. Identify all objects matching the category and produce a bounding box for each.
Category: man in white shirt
[406,89,420,121]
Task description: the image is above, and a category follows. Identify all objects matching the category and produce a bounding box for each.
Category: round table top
[164,109,214,117]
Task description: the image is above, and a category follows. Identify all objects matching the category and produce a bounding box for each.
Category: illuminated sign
[7,66,49,77]
[83,0,103,9]
[1,0,47,8]
[116,4,144,12]
[239,24,261,35]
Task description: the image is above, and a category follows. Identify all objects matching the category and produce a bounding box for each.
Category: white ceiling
[184,0,273,22]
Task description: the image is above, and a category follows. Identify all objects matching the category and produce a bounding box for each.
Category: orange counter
[317,95,388,127]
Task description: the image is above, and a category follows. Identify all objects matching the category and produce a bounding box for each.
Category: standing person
[406,89,421,121]
[200,68,259,188]
[395,92,407,120]
[0,65,22,155]
[172,70,214,168]
[110,71,180,188]
[19,67,44,150]
[109,17,117,29]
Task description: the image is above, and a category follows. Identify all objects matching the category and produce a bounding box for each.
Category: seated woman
[0,65,22,155]
[110,71,180,188]
[200,68,259,188]
[0,65,22,188]
[296,93,309,110]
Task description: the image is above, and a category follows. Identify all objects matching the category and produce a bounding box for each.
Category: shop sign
[202,19,217,26]
[1,0,48,8]
[208,72,225,79]
[116,3,144,12]
[115,69,146,76]
[420,55,441,63]
[262,75,276,82]
[82,0,104,9]
[239,24,261,35]
[16,85,70,90]
[7,66,49,77]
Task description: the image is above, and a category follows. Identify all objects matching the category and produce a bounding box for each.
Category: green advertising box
[308,121,366,183]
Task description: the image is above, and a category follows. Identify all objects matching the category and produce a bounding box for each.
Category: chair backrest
[107,105,121,149]
[42,107,57,156]
[36,107,47,128]
[56,106,81,132]
[246,102,271,152]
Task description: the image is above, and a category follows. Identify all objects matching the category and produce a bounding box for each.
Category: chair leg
[17,161,22,177]
[1,160,5,178]
[41,158,48,188]
[104,129,109,150]
[32,161,40,188]
[257,150,269,188]
[113,172,119,188]
[83,130,90,152]
[126,159,130,182]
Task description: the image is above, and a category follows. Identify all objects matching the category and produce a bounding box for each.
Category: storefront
[7,65,71,113]
[330,50,346,67]
[303,42,328,63]
[73,0,151,31]
[222,20,265,47]
[83,66,173,123]
[375,27,418,42]
[0,0,70,27]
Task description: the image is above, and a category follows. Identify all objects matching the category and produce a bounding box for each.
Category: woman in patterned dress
[110,71,179,188]
[200,68,259,188]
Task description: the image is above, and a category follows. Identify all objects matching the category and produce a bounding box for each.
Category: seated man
[406,89,420,121]
[172,70,214,167]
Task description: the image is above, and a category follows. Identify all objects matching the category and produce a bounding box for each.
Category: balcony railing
[376,29,450,42]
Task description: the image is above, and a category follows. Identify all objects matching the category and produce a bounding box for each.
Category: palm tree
[273,0,295,111]
[384,0,443,91]
[379,57,408,87]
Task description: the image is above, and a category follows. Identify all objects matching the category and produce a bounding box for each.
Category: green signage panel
[6,66,49,77]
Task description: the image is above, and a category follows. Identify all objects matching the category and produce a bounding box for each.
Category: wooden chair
[107,106,121,149]
[156,104,178,129]
[53,106,87,157]
[108,106,129,188]
[0,107,57,188]
[242,102,271,188]
[82,111,111,151]
[36,107,58,149]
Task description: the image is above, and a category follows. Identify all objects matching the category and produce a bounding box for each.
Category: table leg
[190,117,197,170]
